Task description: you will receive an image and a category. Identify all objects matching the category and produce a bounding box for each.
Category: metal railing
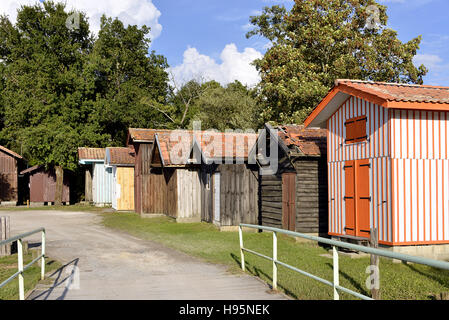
[238,224,449,300]
[0,228,46,300]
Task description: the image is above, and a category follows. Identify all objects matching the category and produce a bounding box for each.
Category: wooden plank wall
[260,173,283,228]
[116,167,134,211]
[144,168,167,215]
[0,151,18,202]
[295,158,328,235]
[177,168,202,220]
[165,168,178,217]
[200,167,213,223]
[219,164,259,226]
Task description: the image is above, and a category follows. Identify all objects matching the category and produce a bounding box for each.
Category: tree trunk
[55,166,64,206]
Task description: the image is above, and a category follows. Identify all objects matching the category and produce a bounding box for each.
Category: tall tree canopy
[89,16,170,143]
[192,80,260,131]
[247,0,428,124]
[0,2,171,203]
[0,1,103,171]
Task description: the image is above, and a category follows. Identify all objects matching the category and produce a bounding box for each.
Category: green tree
[247,0,428,124]
[89,16,170,144]
[192,81,261,131]
[0,1,106,204]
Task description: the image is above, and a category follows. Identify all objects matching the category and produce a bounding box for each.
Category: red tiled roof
[305,79,449,128]
[195,132,258,161]
[78,147,105,160]
[128,128,172,142]
[155,130,194,166]
[277,125,327,156]
[0,145,23,159]
[153,130,259,166]
[106,147,135,166]
[336,80,449,104]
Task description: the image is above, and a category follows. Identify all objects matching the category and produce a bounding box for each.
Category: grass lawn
[0,253,61,300]
[102,212,449,300]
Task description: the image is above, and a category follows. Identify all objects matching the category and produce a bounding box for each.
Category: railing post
[17,239,25,300]
[239,225,245,271]
[273,231,277,290]
[41,229,46,280]
[333,245,339,300]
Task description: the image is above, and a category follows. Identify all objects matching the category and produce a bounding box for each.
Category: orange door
[356,160,371,237]
[344,161,356,236]
[344,159,371,238]
[282,173,296,231]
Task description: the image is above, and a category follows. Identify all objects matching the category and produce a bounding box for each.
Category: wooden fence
[0,216,11,256]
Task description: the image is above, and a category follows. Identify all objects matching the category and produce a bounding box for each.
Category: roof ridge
[336,79,449,90]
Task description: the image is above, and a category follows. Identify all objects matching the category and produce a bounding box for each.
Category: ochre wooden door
[344,159,371,238]
[282,173,296,231]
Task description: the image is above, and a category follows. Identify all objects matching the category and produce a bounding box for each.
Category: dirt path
[3,210,286,300]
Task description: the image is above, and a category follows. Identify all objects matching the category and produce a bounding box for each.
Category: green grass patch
[102,212,449,300]
[0,253,61,300]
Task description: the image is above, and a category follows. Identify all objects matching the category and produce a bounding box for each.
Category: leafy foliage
[247,0,428,124]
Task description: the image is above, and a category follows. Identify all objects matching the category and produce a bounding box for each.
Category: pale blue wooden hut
[78,148,112,206]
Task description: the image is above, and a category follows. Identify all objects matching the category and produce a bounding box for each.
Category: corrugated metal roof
[0,145,23,159]
[20,165,42,175]
[78,147,105,160]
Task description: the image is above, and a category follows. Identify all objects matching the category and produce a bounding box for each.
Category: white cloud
[0,0,162,40]
[413,54,443,68]
[414,54,449,86]
[169,44,263,88]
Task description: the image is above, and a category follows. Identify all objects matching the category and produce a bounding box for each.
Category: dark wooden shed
[195,132,260,230]
[251,124,328,236]
[0,146,25,206]
[20,165,70,205]
[127,128,172,215]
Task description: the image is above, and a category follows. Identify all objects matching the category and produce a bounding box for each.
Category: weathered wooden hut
[0,146,25,206]
[194,132,260,229]
[105,147,135,211]
[303,79,449,258]
[20,165,70,205]
[127,128,171,215]
[78,148,112,206]
[250,124,328,236]
[147,130,202,222]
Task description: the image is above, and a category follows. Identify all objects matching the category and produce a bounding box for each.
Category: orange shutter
[356,160,371,237]
[344,161,356,236]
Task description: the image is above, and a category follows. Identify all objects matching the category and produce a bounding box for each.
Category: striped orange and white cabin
[305,80,449,246]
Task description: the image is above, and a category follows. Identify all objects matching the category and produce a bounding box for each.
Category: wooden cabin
[250,124,328,236]
[78,148,112,206]
[127,128,172,215]
[195,131,260,229]
[105,147,135,211]
[148,130,202,222]
[20,165,70,205]
[0,146,25,206]
[304,79,449,259]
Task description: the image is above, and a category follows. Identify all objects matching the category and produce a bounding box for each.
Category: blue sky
[1,0,448,86]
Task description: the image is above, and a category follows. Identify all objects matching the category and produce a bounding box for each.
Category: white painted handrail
[0,228,46,300]
[239,224,449,300]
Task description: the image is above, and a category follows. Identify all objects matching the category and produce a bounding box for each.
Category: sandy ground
[2,210,286,300]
